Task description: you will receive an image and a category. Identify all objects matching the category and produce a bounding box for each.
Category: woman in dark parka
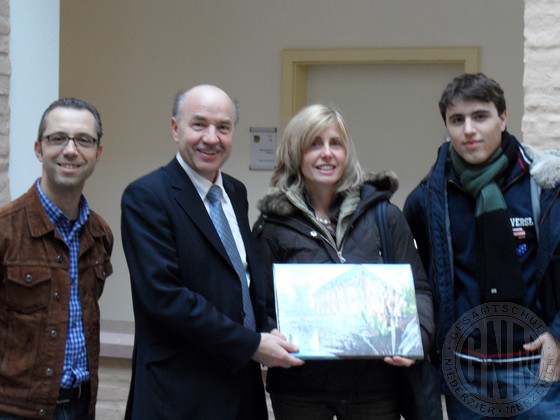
[253,104,438,420]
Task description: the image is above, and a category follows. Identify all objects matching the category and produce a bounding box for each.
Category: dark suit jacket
[121,159,269,419]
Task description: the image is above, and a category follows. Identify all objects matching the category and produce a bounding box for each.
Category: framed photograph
[273,263,423,359]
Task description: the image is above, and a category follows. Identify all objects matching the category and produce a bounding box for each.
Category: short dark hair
[438,73,506,123]
[37,97,103,141]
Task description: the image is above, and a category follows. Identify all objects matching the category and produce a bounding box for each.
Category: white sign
[250,127,276,170]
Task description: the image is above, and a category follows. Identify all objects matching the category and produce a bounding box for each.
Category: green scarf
[450,136,525,303]
[450,147,508,216]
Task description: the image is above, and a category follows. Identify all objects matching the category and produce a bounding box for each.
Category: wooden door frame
[281,47,480,128]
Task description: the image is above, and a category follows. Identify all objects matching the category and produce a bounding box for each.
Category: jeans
[445,359,560,419]
[270,392,400,420]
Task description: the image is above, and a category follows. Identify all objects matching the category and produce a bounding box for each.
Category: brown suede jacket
[0,184,113,418]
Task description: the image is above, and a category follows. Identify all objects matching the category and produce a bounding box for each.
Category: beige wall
[58,0,526,322]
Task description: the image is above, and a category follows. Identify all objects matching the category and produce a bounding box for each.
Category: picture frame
[273,263,423,359]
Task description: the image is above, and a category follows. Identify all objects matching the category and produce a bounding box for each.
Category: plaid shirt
[37,180,90,388]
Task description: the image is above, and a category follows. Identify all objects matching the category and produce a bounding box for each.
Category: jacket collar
[257,170,399,217]
[440,133,560,190]
[25,183,106,242]
[25,183,56,238]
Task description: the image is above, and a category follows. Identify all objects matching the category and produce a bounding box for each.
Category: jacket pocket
[2,266,51,313]
[0,266,50,388]
[93,260,112,299]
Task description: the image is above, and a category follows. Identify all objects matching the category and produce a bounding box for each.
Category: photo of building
[274,264,423,359]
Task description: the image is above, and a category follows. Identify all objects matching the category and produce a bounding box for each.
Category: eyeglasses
[41,133,99,149]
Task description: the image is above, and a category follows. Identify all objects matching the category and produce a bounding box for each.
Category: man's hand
[523,332,560,381]
[252,329,305,368]
[383,355,416,367]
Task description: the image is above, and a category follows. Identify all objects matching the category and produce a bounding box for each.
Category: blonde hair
[271,104,364,192]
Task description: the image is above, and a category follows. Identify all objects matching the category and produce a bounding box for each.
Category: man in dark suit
[121,84,303,419]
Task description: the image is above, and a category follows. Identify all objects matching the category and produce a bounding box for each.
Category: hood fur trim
[257,188,297,216]
[524,144,560,189]
[364,170,399,193]
[257,170,399,216]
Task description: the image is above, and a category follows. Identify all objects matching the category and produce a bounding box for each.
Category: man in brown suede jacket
[0,98,113,419]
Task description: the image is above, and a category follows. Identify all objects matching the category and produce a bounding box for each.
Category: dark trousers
[270,392,400,420]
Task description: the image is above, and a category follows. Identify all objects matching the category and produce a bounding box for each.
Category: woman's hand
[383,355,416,367]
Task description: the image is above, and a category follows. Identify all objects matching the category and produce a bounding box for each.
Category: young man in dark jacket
[404,73,560,419]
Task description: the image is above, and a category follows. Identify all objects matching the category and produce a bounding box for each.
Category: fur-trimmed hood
[257,170,399,216]
[524,144,560,189]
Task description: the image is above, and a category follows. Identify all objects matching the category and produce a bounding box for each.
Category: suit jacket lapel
[164,159,232,264]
